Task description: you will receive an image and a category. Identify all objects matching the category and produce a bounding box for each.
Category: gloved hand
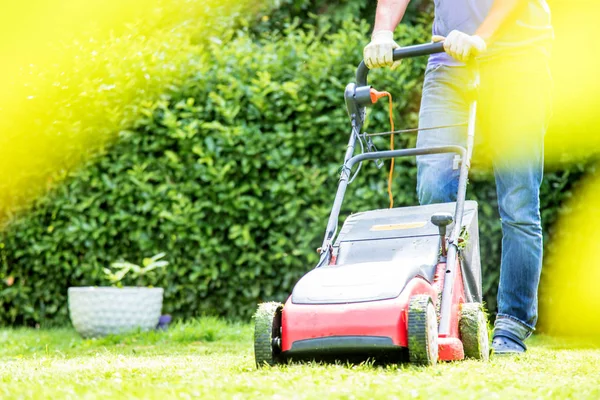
[363,30,402,70]
[432,30,487,63]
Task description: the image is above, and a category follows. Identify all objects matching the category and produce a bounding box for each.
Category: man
[364,0,553,355]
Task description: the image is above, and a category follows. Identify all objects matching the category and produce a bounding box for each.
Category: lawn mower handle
[356,42,445,86]
[329,40,471,337]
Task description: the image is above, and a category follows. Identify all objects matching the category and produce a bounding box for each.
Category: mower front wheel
[459,302,490,361]
[253,302,283,368]
[408,295,438,366]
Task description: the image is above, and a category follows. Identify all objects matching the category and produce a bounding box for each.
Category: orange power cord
[370,89,395,209]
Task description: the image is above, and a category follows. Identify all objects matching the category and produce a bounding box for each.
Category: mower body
[281,201,481,361]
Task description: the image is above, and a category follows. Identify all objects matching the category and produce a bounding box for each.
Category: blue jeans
[416,55,551,340]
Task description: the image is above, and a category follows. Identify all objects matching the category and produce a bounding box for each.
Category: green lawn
[1,318,599,399]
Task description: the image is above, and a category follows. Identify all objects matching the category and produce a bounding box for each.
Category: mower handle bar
[345,145,465,171]
[356,41,445,86]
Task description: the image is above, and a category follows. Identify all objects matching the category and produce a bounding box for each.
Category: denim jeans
[416,55,551,340]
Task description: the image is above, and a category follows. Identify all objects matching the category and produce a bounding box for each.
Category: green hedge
[0,11,589,325]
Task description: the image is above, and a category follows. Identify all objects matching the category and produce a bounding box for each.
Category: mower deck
[280,201,480,361]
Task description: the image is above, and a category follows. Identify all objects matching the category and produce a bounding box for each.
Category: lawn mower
[254,42,489,366]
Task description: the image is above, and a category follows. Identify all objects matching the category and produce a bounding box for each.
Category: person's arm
[373,0,410,33]
[364,0,411,69]
[435,0,529,62]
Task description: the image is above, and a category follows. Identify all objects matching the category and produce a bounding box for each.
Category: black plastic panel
[290,335,396,353]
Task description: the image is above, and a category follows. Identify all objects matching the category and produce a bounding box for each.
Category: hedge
[0,8,592,325]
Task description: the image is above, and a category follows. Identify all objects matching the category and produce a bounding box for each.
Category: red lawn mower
[254,42,489,366]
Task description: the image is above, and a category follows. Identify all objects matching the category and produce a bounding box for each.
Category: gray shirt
[429,0,553,66]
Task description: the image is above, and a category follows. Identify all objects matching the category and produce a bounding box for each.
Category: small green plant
[104,253,169,287]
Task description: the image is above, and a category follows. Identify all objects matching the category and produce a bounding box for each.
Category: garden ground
[1,318,599,399]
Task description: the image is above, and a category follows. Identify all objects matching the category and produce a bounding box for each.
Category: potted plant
[68,253,168,338]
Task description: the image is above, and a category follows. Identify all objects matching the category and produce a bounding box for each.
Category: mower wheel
[253,302,283,368]
[459,302,490,361]
[408,295,438,366]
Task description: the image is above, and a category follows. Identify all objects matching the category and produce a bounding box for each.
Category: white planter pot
[68,287,164,338]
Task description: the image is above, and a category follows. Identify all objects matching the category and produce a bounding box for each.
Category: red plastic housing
[281,276,437,351]
[281,258,467,362]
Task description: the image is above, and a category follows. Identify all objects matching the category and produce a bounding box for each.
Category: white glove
[363,30,402,70]
[433,30,487,63]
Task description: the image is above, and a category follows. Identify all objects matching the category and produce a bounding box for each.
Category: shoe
[492,329,526,355]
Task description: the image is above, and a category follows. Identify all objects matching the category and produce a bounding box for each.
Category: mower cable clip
[363,134,384,169]
[348,123,365,184]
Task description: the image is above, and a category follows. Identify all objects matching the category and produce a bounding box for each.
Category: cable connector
[369,88,390,104]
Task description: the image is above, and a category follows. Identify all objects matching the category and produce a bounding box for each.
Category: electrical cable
[386,93,394,208]
[375,91,395,209]
[364,122,468,137]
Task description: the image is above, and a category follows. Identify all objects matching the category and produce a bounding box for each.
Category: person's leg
[416,64,471,204]
[492,148,544,351]
[478,54,552,353]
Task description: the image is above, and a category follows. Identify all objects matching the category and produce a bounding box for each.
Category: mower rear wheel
[459,302,490,361]
[408,295,438,366]
[253,302,283,368]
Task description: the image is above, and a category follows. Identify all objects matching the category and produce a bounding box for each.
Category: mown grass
[1,318,599,399]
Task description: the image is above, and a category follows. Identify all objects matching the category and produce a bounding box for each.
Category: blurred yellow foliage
[470,1,600,168]
[0,0,271,223]
[545,0,600,163]
[541,169,600,339]
[538,1,600,339]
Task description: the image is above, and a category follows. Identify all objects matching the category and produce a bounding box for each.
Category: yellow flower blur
[0,0,270,224]
[541,171,600,340]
